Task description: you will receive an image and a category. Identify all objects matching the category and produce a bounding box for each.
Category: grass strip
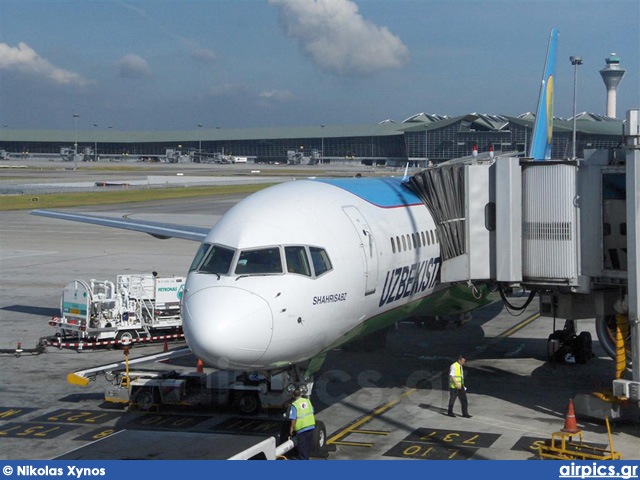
[0,184,274,211]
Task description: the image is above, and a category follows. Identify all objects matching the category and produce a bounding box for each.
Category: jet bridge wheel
[574,332,593,364]
[546,331,564,362]
[546,328,593,364]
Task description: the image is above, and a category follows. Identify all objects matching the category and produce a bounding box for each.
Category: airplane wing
[30,209,208,242]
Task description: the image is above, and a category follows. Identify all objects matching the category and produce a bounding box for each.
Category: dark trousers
[448,387,469,416]
[295,428,315,460]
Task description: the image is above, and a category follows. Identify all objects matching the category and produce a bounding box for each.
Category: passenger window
[285,246,311,276]
[401,236,406,251]
[189,243,210,272]
[396,236,401,251]
[407,234,412,250]
[310,247,332,276]
[390,238,396,254]
[235,247,282,275]
[412,233,417,249]
[421,231,426,246]
[199,245,235,275]
[430,230,435,244]
[426,231,431,245]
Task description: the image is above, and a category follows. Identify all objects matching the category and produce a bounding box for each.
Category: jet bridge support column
[610,109,640,406]
[626,110,640,385]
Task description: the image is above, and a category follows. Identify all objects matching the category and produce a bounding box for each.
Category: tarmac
[1,161,638,460]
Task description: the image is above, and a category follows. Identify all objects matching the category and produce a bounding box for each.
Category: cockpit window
[309,247,332,276]
[235,247,282,275]
[285,246,311,276]
[198,245,235,275]
[189,243,211,272]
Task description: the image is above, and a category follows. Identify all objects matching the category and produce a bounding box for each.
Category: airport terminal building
[0,111,624,165]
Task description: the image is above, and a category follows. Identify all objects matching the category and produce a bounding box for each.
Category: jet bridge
[406,109,640,407]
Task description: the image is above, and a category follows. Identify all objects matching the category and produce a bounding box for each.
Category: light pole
[93,123,98,162]
[72,113,80,169]
[320,124,325,164]
[570,56,583,160]
[198,123,203,161]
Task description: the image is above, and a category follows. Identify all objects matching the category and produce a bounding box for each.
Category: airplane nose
[182,286,274,368]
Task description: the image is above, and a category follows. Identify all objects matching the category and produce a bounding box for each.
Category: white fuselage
[182,178,441,370]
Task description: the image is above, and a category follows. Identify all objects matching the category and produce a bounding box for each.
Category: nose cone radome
[183,286,274,369]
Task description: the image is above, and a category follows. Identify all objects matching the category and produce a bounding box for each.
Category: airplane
[32,177,495,372]
[31,29,559,382]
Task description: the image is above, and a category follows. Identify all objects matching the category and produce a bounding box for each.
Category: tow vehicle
[66,348,327,457]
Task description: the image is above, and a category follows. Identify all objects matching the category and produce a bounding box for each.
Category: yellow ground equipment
[538,417,622,460]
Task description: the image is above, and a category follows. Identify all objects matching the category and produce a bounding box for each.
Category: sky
[0,0,638,131]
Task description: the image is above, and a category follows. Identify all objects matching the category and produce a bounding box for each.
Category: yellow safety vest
[449,362,464,389]
[292,397,315,432]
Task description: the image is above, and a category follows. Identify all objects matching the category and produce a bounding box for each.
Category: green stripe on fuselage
[324,283,499,353]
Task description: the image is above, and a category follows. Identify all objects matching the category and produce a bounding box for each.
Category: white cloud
[116,54,152,78]
[269,0,409,77]
[191,48,218,64]
[259,89,296,101]
[0,42,92,86]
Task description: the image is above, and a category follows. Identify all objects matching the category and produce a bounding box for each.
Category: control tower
[599,53,626,118]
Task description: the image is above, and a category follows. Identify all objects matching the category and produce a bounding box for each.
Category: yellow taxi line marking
[327,312,540,448]
[327,388,417,445]
[331,441,375,448]
[351,429,390,436]
[497,313,540,339]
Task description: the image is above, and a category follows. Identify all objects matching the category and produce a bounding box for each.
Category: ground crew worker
[447,355,472,418]
[288,389,316,460]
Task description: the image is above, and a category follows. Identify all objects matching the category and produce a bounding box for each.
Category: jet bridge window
[285,246,311,276]
[309,247,332,277]
[235,247,283,275]
[198,245,235,275]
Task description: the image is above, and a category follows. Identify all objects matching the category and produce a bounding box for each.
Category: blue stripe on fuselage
[314,177,422,208]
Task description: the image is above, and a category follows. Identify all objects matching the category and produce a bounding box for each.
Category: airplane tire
[313,421,326,451]
[233,392,261,415]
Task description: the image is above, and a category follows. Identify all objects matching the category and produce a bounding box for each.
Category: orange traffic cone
[561,399,580,433]
[197,359,204,374]
[159,339,170,364]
